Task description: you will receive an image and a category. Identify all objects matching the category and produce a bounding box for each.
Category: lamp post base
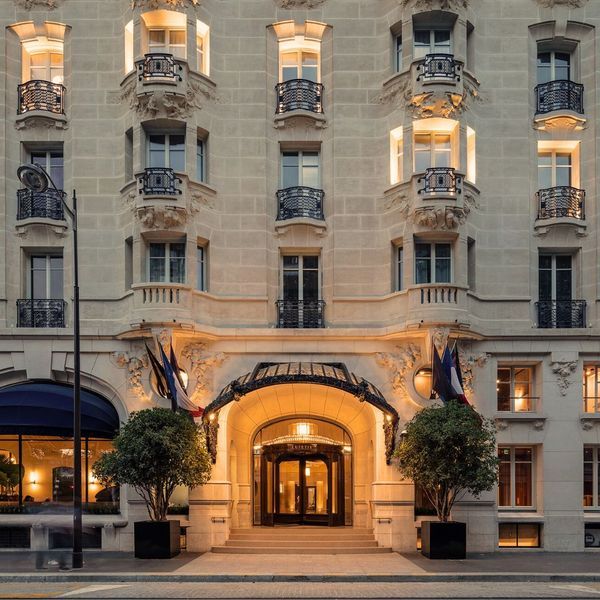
[72,551,83,569]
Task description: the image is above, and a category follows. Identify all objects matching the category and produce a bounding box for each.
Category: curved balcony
[407,284,468,327]
[131,283,192,324]
[17,80,65,115]
[276,186,324,221]
[536,186,585,221]
[417,168,461,195]
[536,300,586,329]
[136,53,183,83]
[17,299,66,328]
[17,188,65,222]
[276,79,324,115]
[276,299,325,329]
[139,168,182,196]
[535,80,583,116]
[416,54,461,83]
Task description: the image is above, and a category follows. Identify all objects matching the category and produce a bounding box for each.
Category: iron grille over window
[276,79,324,114]
[537,186,585,220]
[417,54,461,82]
[17,299,66,328]
[536,300,586,328]
[535,80,583,115]
[276,300,325,328]
[418,167,461,194]
[17,189,65,221]
[276,186,324,221]
[139,168,182,195]
[17,80,65,115]
[136,53,182,81]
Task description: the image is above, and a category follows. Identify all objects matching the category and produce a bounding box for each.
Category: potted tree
[395,401,498,559]
[93,408,211,558]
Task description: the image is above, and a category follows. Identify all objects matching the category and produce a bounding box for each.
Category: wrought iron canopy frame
[203,362,399,465]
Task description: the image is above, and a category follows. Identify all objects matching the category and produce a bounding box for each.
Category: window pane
[169,30,185,46]
[537,52,551,84]
[148,30,166,48]
[31,268,47,299]
[149,243,166,281]
[555,52,571,80]
[149,135,166,168]
[283,255,299,269]
[584,459,593,507]
[498,451,511,507]
[169,243,186,284]
[302,53,318,82]
[497,368,511,412]
[584,367,598,413]
[434,30,450,45]
[49,264,63,300]
[282,153,300,188]
[515,461,532,507]
[517,524,540,547]
[434,244,451,283]
[0,437,21,505]
[196,140,204,181]
[414,30,431,58]
[281,52,298,81]
[303,256,319,270]
[303,270,319,301]
[283,271,299,300]
[196,247,205,291]
[169,135,185,171]
[414,134,431,172]
[498,523,517,547]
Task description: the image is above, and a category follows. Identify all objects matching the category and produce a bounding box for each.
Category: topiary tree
[93,408,212,521]
[395,401,498,523]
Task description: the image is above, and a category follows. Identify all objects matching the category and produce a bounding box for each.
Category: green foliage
[0,455,22,495]
[93,408,212,521]
[395,401,498,522]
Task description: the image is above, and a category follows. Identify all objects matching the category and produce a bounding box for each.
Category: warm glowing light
[295,422,312,437]
[88,471,97,484]
[514,395,529,412]
[385,414,393,422]
[414,367,433,399]
[389,126,403,185]
[29,472,38,485]
[343,445,352,453]
[305,467,311,477]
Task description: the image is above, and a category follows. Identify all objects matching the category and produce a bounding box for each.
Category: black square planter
[421,521,466,559]
[134,520,180,559]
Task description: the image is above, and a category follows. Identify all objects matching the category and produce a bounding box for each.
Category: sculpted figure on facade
[375,344,422,398]
[15,0,61,7]
[137,206,187,229]
[535,0,586,7]
[412,206,467,230]
[458,350,490,395]
[182,343,228,404]
[551,361,578,396]
[400,0,468,10]
[275,0,326,8]
[112,351,149,401]
[132,0,198,9]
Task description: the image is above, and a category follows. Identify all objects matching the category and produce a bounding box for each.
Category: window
[467,237,476,291]
[538,150,572,189]
[395,35,403,71]
[196,140,205,182]
[498,447,534,508]
[466,127,476,184]
[148,242,185,283]
[280,50,319,82]
[539,254,573,303]
[282,255,320,302]
[124,237,133,290]
[415,243,451,284]
[148,28,186,58]
[584,365,600,413]
[196,20,210,75]
[583,447,600,508]
[196,245,207,291]
[389,127,403,185]
[28,51,64,84]
[147,134,185,171]
[537,51,571,85]
[281,151,320,188]
[414,132,451,172]
[497,366,534,412]
[499,523,541,548]
[29,255,63,300]
[414,29,451,59]
[30,150,63,191]
[395,246,403,292]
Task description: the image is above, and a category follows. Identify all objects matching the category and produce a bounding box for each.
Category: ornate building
[0,0,599,554]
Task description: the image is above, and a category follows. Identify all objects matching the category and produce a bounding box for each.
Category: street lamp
[17,164,82,570]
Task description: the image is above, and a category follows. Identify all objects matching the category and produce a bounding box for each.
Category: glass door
[277,459,300,518]
[539,254,573,327]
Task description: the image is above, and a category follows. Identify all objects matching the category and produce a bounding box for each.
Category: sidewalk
[1,551,600,582]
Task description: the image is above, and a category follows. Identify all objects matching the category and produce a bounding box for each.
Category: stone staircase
[211,526,391,554]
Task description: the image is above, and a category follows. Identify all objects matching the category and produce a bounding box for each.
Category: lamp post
[17,164,82,570]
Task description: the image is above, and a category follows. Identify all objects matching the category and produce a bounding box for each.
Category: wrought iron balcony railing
[17,80,65,115]
[136,53,182,81]
[276,79,324,114]
[536,186,585,220]
[418,167,461,194]
[276,300,325,329]
[17,299,66,328]
[536,300,586,329]
[276,186,325,221]
[535,80,584,115]
[17,188,65,221]
[417,54,461,82]
[139,168,182,195]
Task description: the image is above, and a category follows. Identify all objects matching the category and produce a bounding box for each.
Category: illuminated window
[498,447,534,508]
[279,34,320,83]
[583,447,600,508]
[124,20,134,73]
[537,141,580,189]
[584,365,600,413]
[148,28,186,58]
[499,523,540,548]
[413,119,458,173]
[389,127,403,185]
[28,51,63,84]
[196,20,210,75]
[497,366,535,412]
[466,126,476,184]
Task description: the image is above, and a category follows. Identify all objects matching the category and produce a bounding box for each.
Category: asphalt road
[5,582,600,599]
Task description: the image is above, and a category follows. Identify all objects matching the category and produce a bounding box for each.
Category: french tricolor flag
[441,343,470,406]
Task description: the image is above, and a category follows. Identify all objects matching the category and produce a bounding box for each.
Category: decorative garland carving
[376,74,412,106]
[181,343,228,404]
[15,0,61,8]
[137,206,187,229]
[275,0,326,8]
[375,344,422,398]
[400,0,468,9]
[412,206,467,230]
[112,351,149,401]
[458,351,490,395]
[15,116,67,130]
[132,0,198,8]
[551,361,578,396]
[536,0,586,7]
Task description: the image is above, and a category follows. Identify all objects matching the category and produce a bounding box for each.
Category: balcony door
[28,51,64,84]
[280,51,319,82]
[147,134,185,171]
[30,255,63,301]
[538,151,571,189]
[281,151,320,189]
[413,29,451,59]
[537,51,571,84]
[281,255,320,327]
[539,254,574,327]
[414,133,451,172]
[31,151,64,191]
[148,28,186,58]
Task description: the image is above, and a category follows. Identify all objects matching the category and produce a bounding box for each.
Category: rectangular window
[29,255,63,300]
[29,51,64,84]
[282,255,320,301]
[467,237,475,291]
[390,127,403,185]
[538,150,572,189]
[538,254,573,302]
[124,237,133,290]
[497,367,535,413]
[148,242,186,284]
[148,28,186,59]
[498,447,534,508]
[415,243,451,284]
[147,133,185,171]
[414,132,451,172]
[584,366,600,413]
[498,523,541,548]
[196,139,205,182]
[396,246,403,292]
[583,446,600,508]
[196,245,206,291]
[466,126,476,184]
[281,151,320,189]
[414,29,451,59]
[30,150,64,191]
[395,35,403,71]
[537,50,571,85]
[280,50,319,83]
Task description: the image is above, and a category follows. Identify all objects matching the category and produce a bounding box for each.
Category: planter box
[134,520,180,559]
[421,521,466,559]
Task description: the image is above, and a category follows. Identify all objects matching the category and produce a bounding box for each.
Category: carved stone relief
[181,343,228,404]
[431,328,450,357]
[412,206,467,230]
[458,351,490,395]
[275,0,326,8]
[191,192,215,212]
[383,192,410,214]
[157,329,171,352]
[15,0,61,8]
[536,0,586,7]
[15,116,68,131]
[375,344,422,398]
[375,74,412,106]
[137,206,187,229]
[551,360,578,396]
[132,0,198,8]
[400,0,468,8]
[112,351,149,401]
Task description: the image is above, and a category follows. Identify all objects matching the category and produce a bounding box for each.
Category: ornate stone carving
[464,191,480,212]
[536,0,586,7]
[495,419,509,431]
[458,351,490,394]
[157,329,171,352]
[431,328,450,356]
[273,115,327,131]
[533,419,546,430]
[181,343,228,403]
[136,205,187,229]
[551,361,578,396]
[412,206,468,230]
[15,0,61,8]
[112,351,149,401]
[15,116,67,130]
[375,344,422,398]
[191,192,215,212]
[376,74,412,106]
[275,0,326,7]
[400,0,468,9]
[132,0,198,8]
[383,192,409,214]
[581,419,595,431]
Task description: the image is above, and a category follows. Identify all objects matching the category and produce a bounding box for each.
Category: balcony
[138,168,182,196]
[535,80,584,116]
[276,186,324,221]
[417,168,461,195]
[536,300,586,329]
[276,79,324,115]
[17,299,66,328]
[17,188,65,222]
[406,284,468,327]
[537,186,585,221]
[17,80,65,115]
[416,54,461,83]
[136,53,183,83]
[276,299,325,328]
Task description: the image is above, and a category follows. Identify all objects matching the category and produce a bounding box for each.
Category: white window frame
[147,242,186,284]
[584,446,600,508]
[280,255,321,301]
[496,366,536,413]
[584,365,600,413]
[30,149,64,190]
[147,133,186,170]
[538,254,574,301]
[196,245,207,292]
[279,48,320,83]
[148,28,186,58]
[28,50,64,84]
[196,139,205,182]
[395,35,403,71]
[537,50,572,83]
[413,131,453,172]
[280,151,320,189]
[413,28,452,58]
[498,446,535,510]
[28,254,63,300]
[414,242,452,284]
[390,127,404,185]
[538,150,573,189]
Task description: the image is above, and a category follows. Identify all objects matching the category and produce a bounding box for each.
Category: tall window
[414,29,451,59]
[396,246,403,292]
[584,447,600,507]
[584,366,600,413]
[497,366,534,412]
[414,132,451,172]
[395,35,403,71]
[537,51,571,84]
[281,151,320,188]
[196,139,205,182]
[539,254,572,303]
[148,28,186,58]
[280,50,319,82]
[415,243,451,284]
[30,150,64,190]
[148,242,185,283]
[196,20,210,75]
[196,245,207,291]
[498,447,534,508]
[538,150,572,189]
[28,51,64,84]
[390,127,403,185]
[147,134,185,171]
[282,255,320,303]
[30,255,63,300]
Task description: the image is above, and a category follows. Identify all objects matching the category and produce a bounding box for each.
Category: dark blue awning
[0,381,120,439]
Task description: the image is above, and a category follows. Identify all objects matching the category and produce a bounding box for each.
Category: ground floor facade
[1,327,600,553]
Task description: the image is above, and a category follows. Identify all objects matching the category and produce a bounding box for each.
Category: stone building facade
[0,0,600,554]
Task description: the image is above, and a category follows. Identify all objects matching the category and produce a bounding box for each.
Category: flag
[431,344,454,403]
[450,343,469,406]
[170,344,187,390]
[159,344,199,413]
[145,342,169,401]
